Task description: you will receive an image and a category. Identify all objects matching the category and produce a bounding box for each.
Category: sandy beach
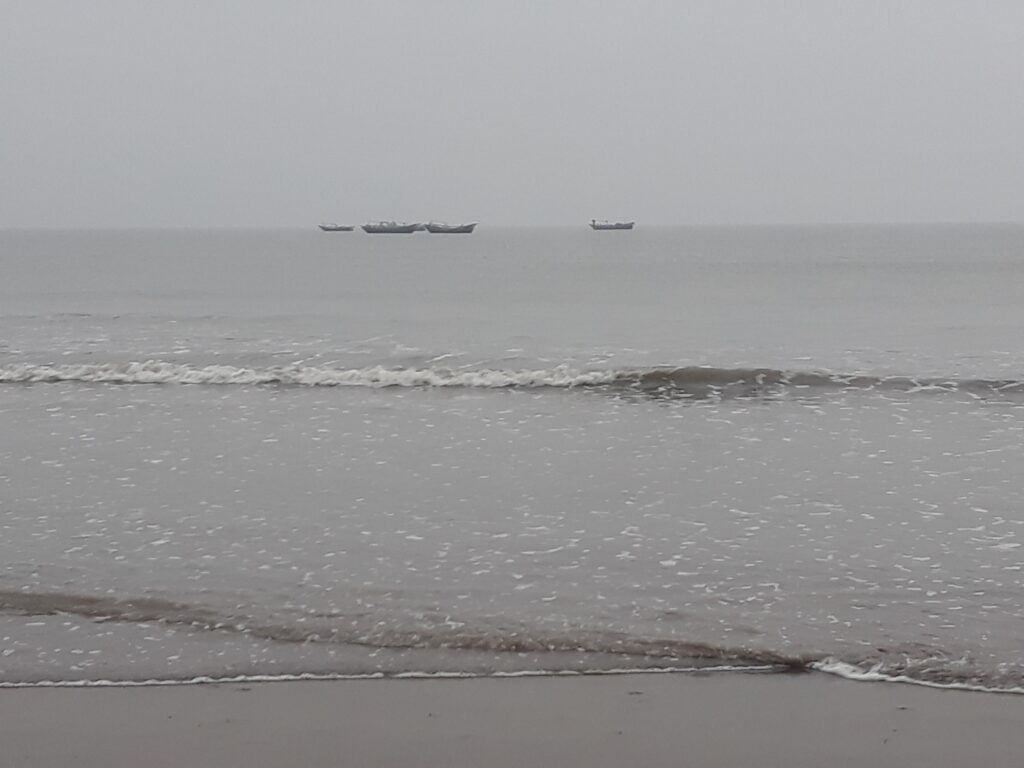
[3,672,1022,767]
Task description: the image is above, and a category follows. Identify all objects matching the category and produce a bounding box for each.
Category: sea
[2,225,1024,691]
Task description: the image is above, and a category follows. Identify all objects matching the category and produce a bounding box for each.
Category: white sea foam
[5,661,1023,693]
[0,361,617,389]
[0,664,777,689]
[3,361,1022,398]
[811,658,1024,695]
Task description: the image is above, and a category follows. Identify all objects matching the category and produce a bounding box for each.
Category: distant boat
[425,222,477,234]
[319,223,354,231]
[361,222,421,234]
[590,219,635,230]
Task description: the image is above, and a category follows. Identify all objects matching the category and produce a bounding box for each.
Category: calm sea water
[2,225,1024,689]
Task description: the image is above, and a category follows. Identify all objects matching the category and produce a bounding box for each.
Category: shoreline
[3,671,1023,767]
[3,662,1023,696]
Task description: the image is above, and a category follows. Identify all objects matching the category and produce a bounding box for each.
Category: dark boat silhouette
[361,222,421,234]
[425,222,477,234]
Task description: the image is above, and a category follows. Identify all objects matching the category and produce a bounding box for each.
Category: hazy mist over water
[3,2,1024,228]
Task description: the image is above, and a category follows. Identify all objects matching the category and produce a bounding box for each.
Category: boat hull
[590,221,635,230]
[319,224,354,231]
[425,223,477,234]
[361,223,421,234]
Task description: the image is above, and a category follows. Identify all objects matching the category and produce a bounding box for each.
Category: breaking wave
[0,361,616,389]
[2,360,1024,399]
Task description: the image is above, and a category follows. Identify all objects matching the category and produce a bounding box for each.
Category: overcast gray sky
[3,1,1023,227]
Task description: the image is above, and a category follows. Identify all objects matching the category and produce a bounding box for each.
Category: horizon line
[4,219,1024,232]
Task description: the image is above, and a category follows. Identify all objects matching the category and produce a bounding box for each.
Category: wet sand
[3,672,1023,767]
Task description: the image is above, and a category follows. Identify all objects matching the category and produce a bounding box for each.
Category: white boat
[590,219,635,230]
[318,223,354,231]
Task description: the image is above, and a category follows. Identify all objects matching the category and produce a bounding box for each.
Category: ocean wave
[7,589,1024,691]
[0,588,805,671]
[2,360,1024,398]
[0,361,616,388]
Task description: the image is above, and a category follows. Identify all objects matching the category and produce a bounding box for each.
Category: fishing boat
[425,222,477,234]
[361,222,422,234]
[318,223,354,231]
[590,219,635,230]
